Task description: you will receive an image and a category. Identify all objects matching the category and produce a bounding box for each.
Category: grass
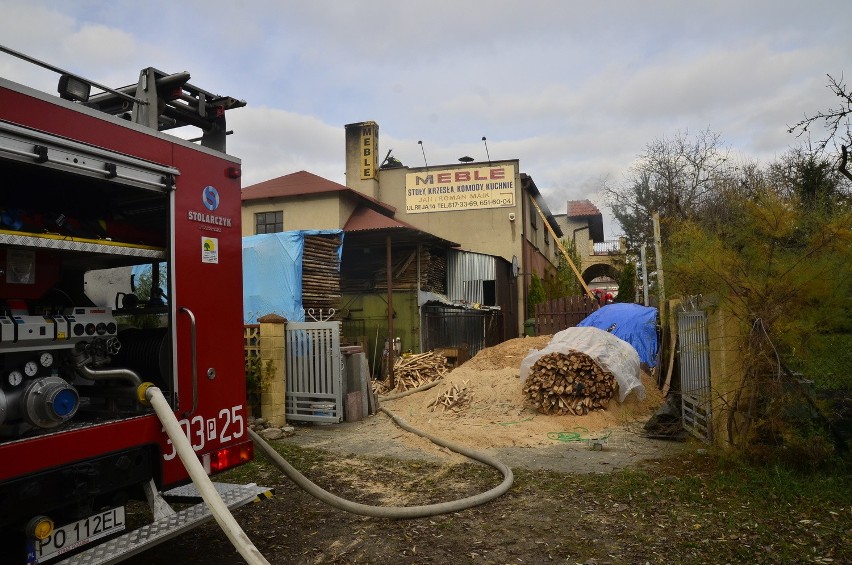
[214,440,852,564]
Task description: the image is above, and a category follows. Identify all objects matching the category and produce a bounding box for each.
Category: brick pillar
[258,314,287,427]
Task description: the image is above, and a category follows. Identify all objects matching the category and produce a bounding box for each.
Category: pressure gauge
[39,351,54,368]
[7,370,23,387]
[24,360,39,377]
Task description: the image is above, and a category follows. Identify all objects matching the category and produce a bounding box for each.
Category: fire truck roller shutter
[112,328,171,388]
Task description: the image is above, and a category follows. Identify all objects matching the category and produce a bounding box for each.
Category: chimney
[344,121,380,199]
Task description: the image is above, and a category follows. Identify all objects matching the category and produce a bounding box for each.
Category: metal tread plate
[54,483,272,565]
[0,230,165,259]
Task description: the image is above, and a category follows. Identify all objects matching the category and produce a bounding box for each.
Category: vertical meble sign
[360,123,378,180]
[404,165,516,213]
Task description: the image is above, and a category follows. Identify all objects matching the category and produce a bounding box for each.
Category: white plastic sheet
[520,326,645,402]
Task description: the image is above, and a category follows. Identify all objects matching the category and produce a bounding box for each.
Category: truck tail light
[208,443,253,474]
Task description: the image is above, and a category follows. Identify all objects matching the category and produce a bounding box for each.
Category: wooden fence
[534,296,599,335]
[244,324,260,362]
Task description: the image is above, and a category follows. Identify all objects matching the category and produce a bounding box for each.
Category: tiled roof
[567,199,601,218]
[241,170,394,212]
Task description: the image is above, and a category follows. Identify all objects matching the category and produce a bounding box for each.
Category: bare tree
[788,74,852,181]
[605,128,730,247]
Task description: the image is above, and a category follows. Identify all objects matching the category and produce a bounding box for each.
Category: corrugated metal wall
[447,250,496,304]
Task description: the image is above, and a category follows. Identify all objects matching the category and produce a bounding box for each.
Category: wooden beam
[529,198,596,300]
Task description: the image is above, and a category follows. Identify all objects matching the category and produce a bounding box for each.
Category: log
[522,351,616,416]
[373,350,450,394]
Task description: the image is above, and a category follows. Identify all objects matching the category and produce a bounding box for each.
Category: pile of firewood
[374,351,450,394]
[428,381,473,413]
[523,350,616,415]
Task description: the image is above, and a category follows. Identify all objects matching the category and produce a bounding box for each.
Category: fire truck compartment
[0,123,176,443]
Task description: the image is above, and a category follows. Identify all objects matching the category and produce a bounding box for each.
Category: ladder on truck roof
[0,44,245,152]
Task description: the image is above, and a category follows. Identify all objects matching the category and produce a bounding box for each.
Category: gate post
[258,313,287,427]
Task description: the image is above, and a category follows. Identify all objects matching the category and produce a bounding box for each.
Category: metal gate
[678,310,712,442]
[285,321,342,423]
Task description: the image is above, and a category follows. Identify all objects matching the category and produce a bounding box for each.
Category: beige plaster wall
[241,195,344,235]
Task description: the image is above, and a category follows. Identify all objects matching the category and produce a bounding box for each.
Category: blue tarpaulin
[242,230,343,323]
[577,303,659,367]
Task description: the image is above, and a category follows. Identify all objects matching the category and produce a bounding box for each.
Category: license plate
[29,507,126,563]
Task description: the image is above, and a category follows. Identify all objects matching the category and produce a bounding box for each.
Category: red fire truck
[0,47,263,564]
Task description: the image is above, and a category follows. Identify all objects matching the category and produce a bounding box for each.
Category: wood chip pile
[523,350,616,415]
[374,351,450,395]
[428,381,473,413]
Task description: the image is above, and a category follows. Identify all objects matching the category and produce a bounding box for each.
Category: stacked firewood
[420,249,446,294]
[523,351,616,416]
[428,381,473,413]
[374,351,450,394]
[373,248,447,294]
[303,235,342,316]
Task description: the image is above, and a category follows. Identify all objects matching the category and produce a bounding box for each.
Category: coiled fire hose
[148,380,512,564]
[144,385,270,565]
[249,404,514,519]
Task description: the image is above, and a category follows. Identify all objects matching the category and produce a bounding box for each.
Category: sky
[1,0,849,237]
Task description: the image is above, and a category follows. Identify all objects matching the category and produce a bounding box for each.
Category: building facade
[343,121,562,333]
[553,199,626,295]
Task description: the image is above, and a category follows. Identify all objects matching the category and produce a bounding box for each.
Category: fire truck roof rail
[0,44,245,153]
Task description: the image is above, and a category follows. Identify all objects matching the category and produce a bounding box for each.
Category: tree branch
[840,145,852,182]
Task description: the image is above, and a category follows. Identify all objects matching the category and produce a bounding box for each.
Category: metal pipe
[385,236,395,388]
[0,43,145,105]
[76,364,142,388]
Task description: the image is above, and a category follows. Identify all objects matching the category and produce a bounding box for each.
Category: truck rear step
[55,482,273,565]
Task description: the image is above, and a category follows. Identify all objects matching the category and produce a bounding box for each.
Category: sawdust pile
[382,335,665,450]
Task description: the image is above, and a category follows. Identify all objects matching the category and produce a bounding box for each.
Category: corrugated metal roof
[343,205,459,247]
[344,205,411,232]
[567,199,601,218]
[241,170,395,213]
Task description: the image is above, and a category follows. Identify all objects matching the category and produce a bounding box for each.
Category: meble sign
[404,165,516,214]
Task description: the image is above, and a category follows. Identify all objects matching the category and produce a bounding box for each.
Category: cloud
[229,107,344,187]
[3,0,849,241]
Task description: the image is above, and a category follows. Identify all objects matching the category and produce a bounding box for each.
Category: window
[529,199,537,229]
[255,211,283,234]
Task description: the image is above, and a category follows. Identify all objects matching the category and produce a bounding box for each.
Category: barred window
[255,211,283,234]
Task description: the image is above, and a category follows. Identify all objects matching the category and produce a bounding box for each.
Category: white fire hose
[144,381,513,564]
[143,385,270,565]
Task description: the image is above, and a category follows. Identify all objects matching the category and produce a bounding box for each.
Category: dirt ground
[124,336,697,565]
[284,335,684,475]
[284,336,683,473]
